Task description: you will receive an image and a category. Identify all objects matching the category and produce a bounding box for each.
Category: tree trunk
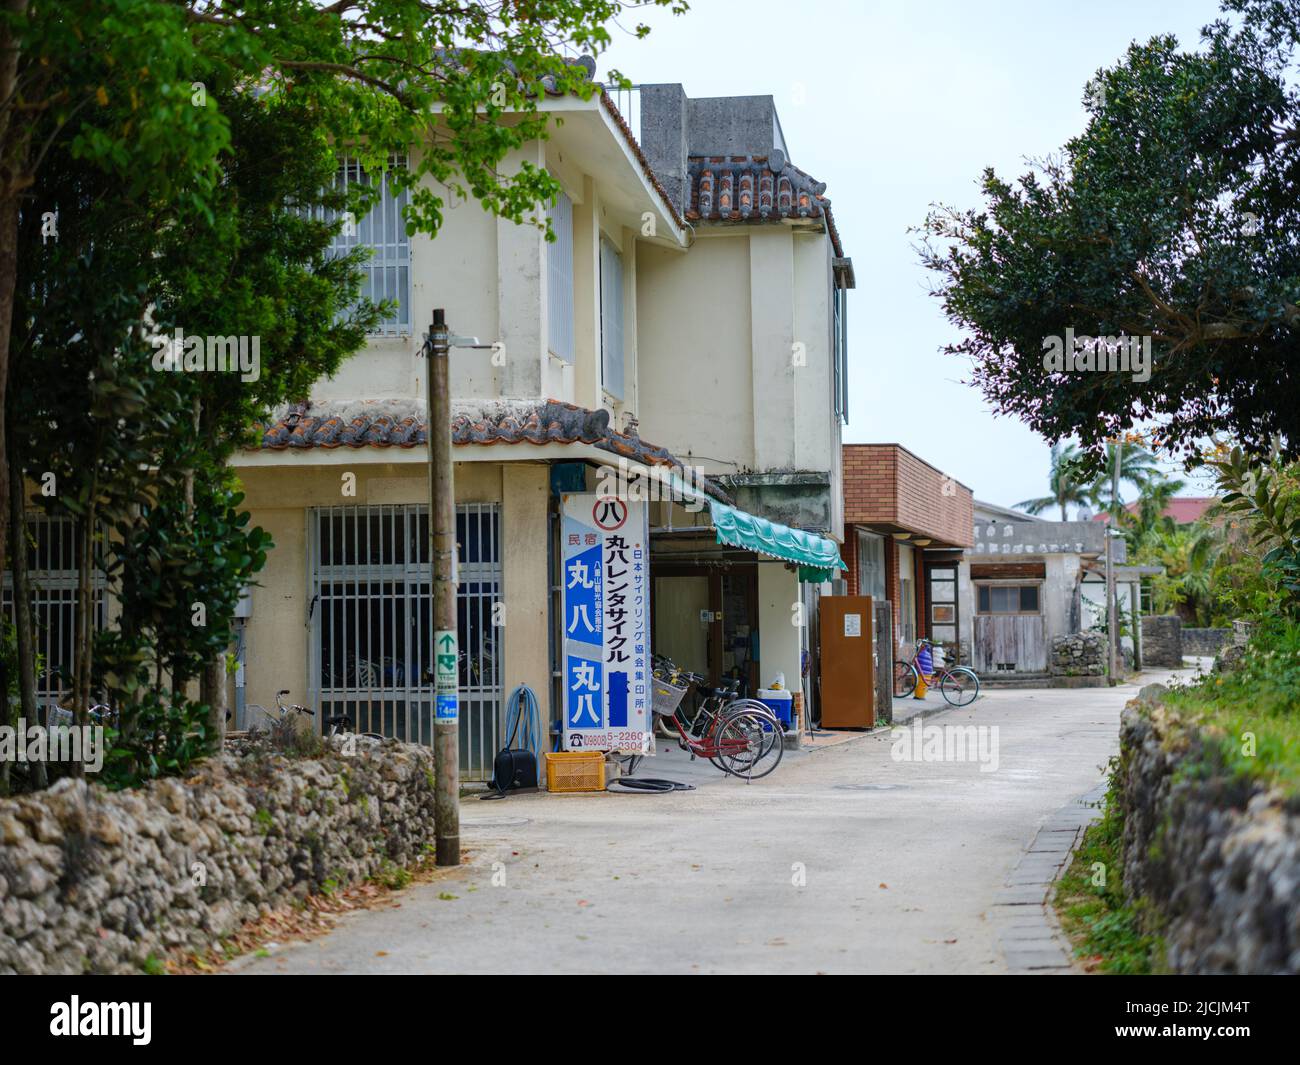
[0,1,32,648]
[201,654,226,754]
[7,422,41,790]
[0,193,18,626]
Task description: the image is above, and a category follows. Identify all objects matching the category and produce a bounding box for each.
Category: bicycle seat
[325,713,353,730]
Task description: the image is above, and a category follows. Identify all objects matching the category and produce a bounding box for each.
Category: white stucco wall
[312,139,646,418]
[234,462,549,725]
[756,563,802,691]
[635,234,754,474]
[635,225,840,492]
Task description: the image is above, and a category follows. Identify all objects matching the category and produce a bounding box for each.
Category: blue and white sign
[561,493,650,753]
[434,629,458,721]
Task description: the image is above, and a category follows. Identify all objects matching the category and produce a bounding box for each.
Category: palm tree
[1139,521,1224,625]
[1016,443,1091,521]
[1128,475,1188,548]
[1088,442,1162,524]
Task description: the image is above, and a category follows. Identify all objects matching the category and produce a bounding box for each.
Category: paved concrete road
[234,671,1187,975]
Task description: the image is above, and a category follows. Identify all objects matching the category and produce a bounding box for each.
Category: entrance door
[972,582,1046,672]
[927,563,959,647]
[818,596,875,728]
[652,575,709,676]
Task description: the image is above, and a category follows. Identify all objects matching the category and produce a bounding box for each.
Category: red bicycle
[651,665,783,780]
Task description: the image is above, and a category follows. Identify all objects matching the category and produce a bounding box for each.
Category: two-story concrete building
[231,75,848,775]
[632,85,852,705]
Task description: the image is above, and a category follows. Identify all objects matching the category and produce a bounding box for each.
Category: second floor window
[547,190,575,362]
[329,157,411,335]
[600,238,624,400]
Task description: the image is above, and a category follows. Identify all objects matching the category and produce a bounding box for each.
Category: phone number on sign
[569,731,649,752]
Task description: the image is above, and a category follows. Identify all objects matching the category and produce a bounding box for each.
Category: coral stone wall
[0,739,436,974]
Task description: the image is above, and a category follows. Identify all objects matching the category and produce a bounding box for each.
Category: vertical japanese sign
[561,493,650,753]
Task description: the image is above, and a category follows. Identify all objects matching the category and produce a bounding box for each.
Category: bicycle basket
[650,677,690,718]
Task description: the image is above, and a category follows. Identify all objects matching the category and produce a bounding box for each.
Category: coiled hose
[504,683,541,755]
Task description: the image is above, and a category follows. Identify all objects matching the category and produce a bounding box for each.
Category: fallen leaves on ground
[168,847,472,975]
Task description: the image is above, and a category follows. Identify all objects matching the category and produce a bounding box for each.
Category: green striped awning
[708,499,846,583]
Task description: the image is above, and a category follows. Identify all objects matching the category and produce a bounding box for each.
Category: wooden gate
[973,615,1047,672]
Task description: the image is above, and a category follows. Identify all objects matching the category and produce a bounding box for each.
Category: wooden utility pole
[1105,444,1121,684]
[426,308,459,867]
[423,309,491,866]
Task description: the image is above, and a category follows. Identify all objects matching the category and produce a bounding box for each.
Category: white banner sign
[560,493,650,753]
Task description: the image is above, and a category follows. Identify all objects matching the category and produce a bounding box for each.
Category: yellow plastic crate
[545,751,606,793]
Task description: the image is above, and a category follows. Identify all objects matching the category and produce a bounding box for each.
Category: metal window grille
[547,189,575,362]
[321,156,411,335]
[307,503,503,780]
[1,512,106,715]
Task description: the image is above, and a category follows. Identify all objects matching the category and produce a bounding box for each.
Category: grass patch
[1159,619,1300,797]
[372,859,413,891]
[1053,776,1162,974]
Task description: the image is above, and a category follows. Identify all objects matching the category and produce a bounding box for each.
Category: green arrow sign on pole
[434,630,457,693]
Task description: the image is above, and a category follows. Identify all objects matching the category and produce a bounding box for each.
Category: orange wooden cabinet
[818,596,876,728]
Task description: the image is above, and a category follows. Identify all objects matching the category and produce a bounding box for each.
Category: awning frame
[655,471,846,583]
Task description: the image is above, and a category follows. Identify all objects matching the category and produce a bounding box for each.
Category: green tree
[1136,523,1223,624]
[10,90,375,781]
[918,0,1300,467]
[1016,442,1092,520]
[1128,476,1188,544]
[1089,442,1163,524]
[1207,445,1300,616]
[1,0,688,657]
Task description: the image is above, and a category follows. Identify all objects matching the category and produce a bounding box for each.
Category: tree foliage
[919,0,1300,467]
[1015,442,1091,521]
[3,1,686,789]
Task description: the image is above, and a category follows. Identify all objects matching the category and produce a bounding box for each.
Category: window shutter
[547,191,574,362]
[600,238,624,399]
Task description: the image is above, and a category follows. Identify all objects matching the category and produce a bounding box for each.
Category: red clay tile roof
[253,399,731,502]
[686,154,844,257]
[1090,497,1217,525]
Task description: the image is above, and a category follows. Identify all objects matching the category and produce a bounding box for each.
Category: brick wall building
[842,444,973,653]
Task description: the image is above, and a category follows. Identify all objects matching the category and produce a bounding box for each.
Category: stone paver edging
[990,781,1107,973]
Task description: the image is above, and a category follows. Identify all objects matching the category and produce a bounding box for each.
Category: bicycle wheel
[893,660,919,698]
[939,667,980,707]
[719,699,783,757]
[716,710,783,781]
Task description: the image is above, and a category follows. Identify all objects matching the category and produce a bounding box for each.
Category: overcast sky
[601,0,1224,508]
